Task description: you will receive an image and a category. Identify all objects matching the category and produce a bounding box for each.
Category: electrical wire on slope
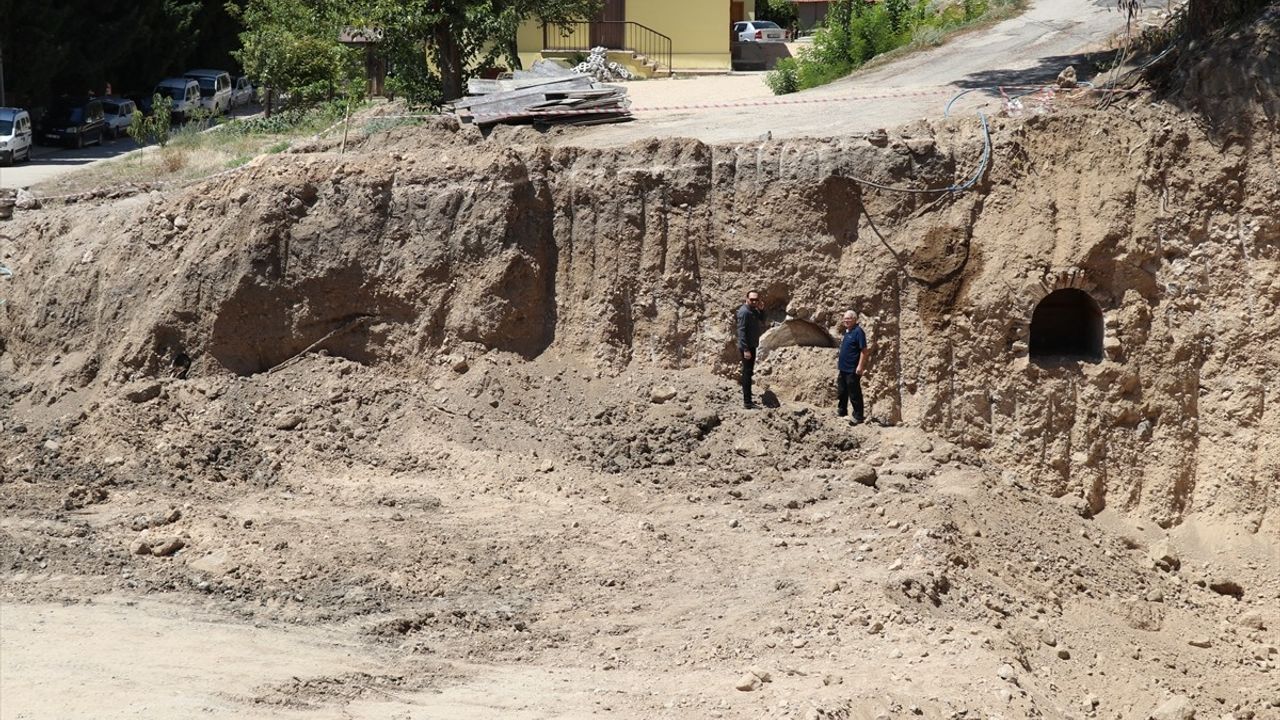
[847,112,992,195]
[944,82,1096,118]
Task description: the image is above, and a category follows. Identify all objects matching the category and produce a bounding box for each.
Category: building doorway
[591,0,626,48]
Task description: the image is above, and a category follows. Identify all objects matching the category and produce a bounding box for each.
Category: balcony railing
[542,21,673,76]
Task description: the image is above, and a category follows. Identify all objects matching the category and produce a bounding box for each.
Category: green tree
[0,0,209,110]
[884,0,909,33]
[128,93,174,147]
[229,0,361,116]
[351,0,601,104]
[758,0,797,28]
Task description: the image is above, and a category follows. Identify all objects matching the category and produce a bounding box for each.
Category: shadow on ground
[953,50,1120,91]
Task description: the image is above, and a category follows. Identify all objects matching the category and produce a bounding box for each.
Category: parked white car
[184,69,233,114]
[100,97,137,139]
[154,78,202,121]
[733,20,786,42]
[231,76,255,108]
[0,107,33,165]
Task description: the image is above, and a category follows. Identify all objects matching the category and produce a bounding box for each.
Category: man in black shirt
[836,310,868,424]
[736,291,765,409]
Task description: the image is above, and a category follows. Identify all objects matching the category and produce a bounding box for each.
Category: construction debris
[453,60,631,127]
[573,47,634,82]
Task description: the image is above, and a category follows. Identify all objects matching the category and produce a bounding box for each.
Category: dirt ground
[4,356,1276,719]
[3,3,1280,720]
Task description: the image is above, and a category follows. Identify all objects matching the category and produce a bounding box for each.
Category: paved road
[567,0,1167,147]
[0,136,142,189]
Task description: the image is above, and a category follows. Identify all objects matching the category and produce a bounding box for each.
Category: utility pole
[0,41,7,106]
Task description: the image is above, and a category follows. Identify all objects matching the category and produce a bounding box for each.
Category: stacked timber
[453,61,631,126]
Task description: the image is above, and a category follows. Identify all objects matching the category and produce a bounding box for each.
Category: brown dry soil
[2,9,1280,720]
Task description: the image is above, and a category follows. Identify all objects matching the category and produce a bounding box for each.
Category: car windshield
[47,103,82,124]
[157,86,185,100]
[0,119,13,134]
[195,77,216,90]
[103,101,120,114]
[753,21,781,29]
[199,86,216,97]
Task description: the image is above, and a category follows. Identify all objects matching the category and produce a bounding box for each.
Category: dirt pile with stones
[1,7,1279,719]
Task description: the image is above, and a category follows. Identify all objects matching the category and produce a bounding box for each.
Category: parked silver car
[184,69,233,115]
[230,76,255,108]
[155,78,202,121]
[734,20,786,42]
[101,97,137,138]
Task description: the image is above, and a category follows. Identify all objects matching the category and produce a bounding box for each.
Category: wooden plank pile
[453,61,631,127]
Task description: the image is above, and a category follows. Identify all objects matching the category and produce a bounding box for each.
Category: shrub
[884,0,910,32]
[127,94,173,148]
[765,57,800,94]
[849,6,905,63]
[796,54,852,89]
[809,19,853,67]
[223,107,310,135]
[911,25,946,47]
[185,106,215,131]
[963,0,989,21]
[157,146,188,173]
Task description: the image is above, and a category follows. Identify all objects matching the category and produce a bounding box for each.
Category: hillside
[1,5,1278,719]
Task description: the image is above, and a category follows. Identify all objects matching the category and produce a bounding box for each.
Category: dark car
[124,92,155,117]
[38,97,107,148]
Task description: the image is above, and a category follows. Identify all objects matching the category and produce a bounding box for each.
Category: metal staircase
[542,21,674,76]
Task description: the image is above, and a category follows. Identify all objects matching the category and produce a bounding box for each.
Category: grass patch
[361,115,428,136]
[31,101,358,198]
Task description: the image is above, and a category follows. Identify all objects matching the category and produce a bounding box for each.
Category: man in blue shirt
[736,290,766,409]
[837,310,868,424]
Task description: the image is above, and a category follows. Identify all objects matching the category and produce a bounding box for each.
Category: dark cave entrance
[1029,288,1103,363]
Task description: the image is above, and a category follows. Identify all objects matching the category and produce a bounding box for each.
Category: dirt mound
[2,6,1279,719]
[1164,3,1280,131]
[5,96,1277,526]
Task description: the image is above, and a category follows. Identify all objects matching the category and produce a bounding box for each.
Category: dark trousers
[741,350,756,406]
[837,371,864,421]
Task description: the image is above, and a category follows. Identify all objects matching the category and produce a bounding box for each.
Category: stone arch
[1030,288,1103,362]
[757,319,836,361]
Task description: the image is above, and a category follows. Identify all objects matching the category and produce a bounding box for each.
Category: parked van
[101,97,137,138]
[154,78,202,121]
[0,108,33,165]
[38,97,106,148]
[184,69,233,115]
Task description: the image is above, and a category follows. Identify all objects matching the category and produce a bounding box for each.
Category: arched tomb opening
[1029,288,1103,363]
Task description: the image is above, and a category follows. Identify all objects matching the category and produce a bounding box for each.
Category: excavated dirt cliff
[1,7,1278,720]
[5,96,1278,528]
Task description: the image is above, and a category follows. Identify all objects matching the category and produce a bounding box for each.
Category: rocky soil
[1,6,1278,719]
